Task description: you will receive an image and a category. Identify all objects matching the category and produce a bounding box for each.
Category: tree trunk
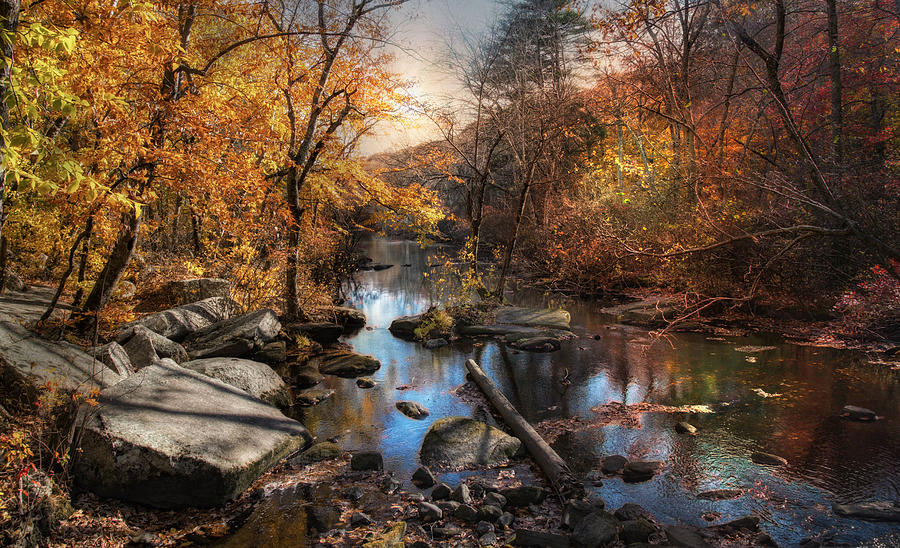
[76,210,141,330]
[0,0,20,247]
[40,219,93,323]
[0,235,7,295]
[494,179,531,300]
[826,0,844,164]
[72,217,93,308]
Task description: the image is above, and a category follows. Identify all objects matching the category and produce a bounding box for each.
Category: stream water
[298,238,900,547]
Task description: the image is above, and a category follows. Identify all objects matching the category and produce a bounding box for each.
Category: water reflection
[299,238,900,546]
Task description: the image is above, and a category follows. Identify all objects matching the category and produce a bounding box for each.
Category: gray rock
[601,455,628,474]
[252,341,287,364]
[166,278,232,304]
[356,376,376,388]
[712,516,760,532]
[73,360,310,507]
[412,466,436,489]
[675,421,697,435]
[420,417,522,469]
[423,337,449,349]
[508,336,561,352]
[833,501,900,522]
[484,492,507,508]
[113,280,136,301]
[89,342,135,377]
[418,501,442,522]
[665,525,712,548]
[500,486,546,507]
[621,519,656,544]
[451,483,472,504]
[696,488,743,501]
[571,511,619,547]
[350,451,383,471]
[182,357,290,407]
[345,486,365,502]
[351,512,374,527]
[397,401,430,420]
[294,389,334,407]
[453,503,478,523]
[477,521,495,536]
[183,309,281,359]
[478,505,503,523]
[122,330,160,369]
[614,503,652,522]
[382,477,401,494]
[622,461,663,482]
[494,307,571,329]
[318,351,381,378]
[128,326,189,363]
[513,529,571,547]
[290,442,342,467]
[479,532,498,546]
[498,512,515,529]
[294,366,323,389]
[750,451,788,466]
[563,500,594,530]
[123,297,241,342]
[841,405,877,422]
[388,314,424,337]
[287,322,343,345]
[436,500,460,513]
[0,320,122,396]
[431,483,452,501]
[432,525,463,539]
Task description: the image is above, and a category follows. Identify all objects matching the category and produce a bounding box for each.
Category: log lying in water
[464,359,582,500]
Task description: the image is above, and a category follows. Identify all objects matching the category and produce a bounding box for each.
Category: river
[296,238,900,547]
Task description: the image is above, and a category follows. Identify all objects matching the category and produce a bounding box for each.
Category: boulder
[388,314,424,337]
[453,503,478,523]
[351,451,383,472]
[318,306,366,328]
[396,401,430,420]
[419,417,522,469]
[494,307,570,330]
[601,455,628,474]
[508,336,561,352]
[622,461,663,483]
[122,297,242,342]
[182,357,290,407]
[478,505,503,523]
[0,320,122,396]
[127,325,189,364]
[571,511,619,548]
[318,351,381,378]
[73,360,310,507]
[411,466,437,489]
[286,322,343,345]
[451,483,472,504]
[183,309,281,359]
[294,389,334,407]
[356,377,375,389]
[89,342,135,378]
[418,501,442,522]
[833,501,900,522]
[166,278,232,305]
[431,483,452,501]
[122,329,160,369]
[290,442,342,467]
[501,486,546,507]
[294,366,323,389]
[750,451,788,466]
[252,341,287,364]
[840,405,877,422]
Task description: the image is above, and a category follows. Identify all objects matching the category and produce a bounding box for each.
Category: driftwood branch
[465,359,583,501]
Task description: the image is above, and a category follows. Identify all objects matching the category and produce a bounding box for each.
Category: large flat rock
[183,309,281,359]
[318,351,381,378]
[493,307,571,330]
[182,357,291,408]
[0,320,122,395]
[121,297,242,342]
[74,360,310,508]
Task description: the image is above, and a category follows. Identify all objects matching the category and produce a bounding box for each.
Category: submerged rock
[290,442,342,467]
[622,461,664,483]
[183,357,291,407]
[696,488,743,501]
[508,336,561,352]
[318,351,381,378]
[750,451,788,466]
[396,401,430,420]
[419,417,522,469]
[833,501,900,522]
[601,455,628,474]
[423,337,449,349]
[840,405,878,422]
[74,360,310,508]
[294,389,335,407]
[293,366,323,389]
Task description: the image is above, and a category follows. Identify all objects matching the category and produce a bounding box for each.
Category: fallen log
[465,358,583,501]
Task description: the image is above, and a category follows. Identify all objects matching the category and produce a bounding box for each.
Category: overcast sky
[360,0,505,156]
